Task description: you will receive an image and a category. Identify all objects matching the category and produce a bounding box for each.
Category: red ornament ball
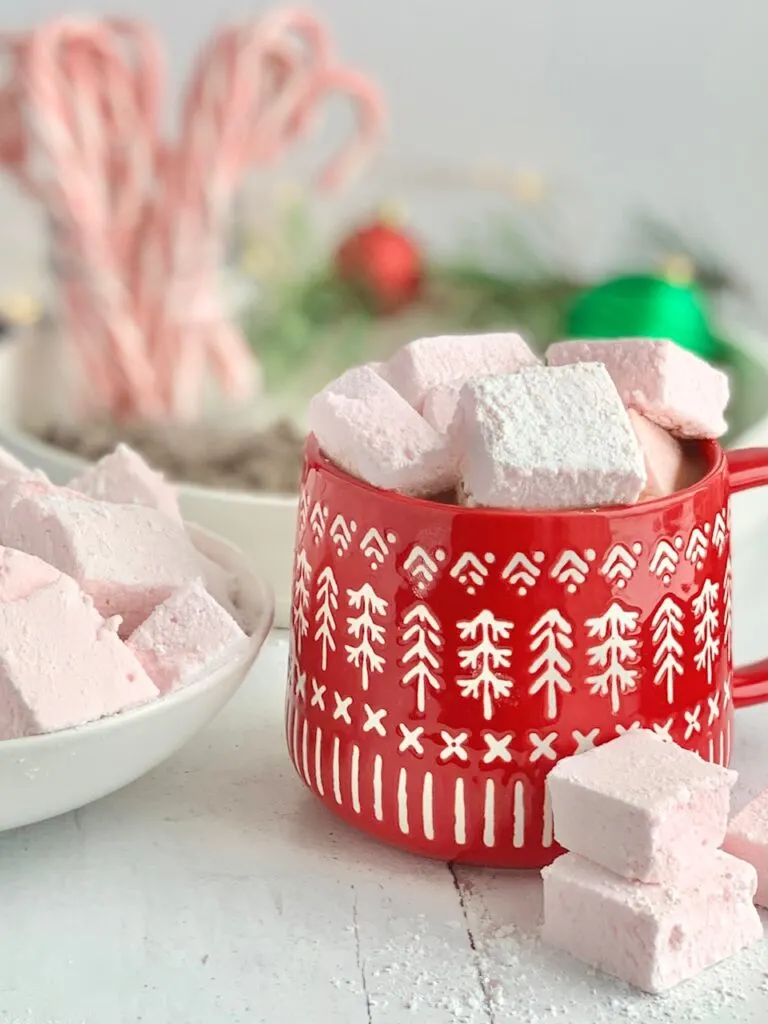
[334,219,424,314]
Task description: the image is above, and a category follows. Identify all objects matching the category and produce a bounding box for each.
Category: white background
[0,1,767,316]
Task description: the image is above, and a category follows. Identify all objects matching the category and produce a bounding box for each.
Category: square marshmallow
[547,730,737,883]
[0,480,232,635]
[456,363,646,509]
[546,338,729,438]
[128,580,249,694]
[384,332,539,411]
[541,851,762,993]
[308,364,456,496]
[723,789,768,907]
[0,556,158,737]
[68,443,182,524]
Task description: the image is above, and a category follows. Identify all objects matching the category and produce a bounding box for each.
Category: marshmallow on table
[547,730,737,883]
[541,850,762,994]
[629,409,698,499]
[456,363,646,509]
[384,332,539,412]
[128,579,249,694]
[546,338,729,438]
[68,443,182,524]
[723,789,768,907]
[0,480,232,636]
[308,364,456,496]
[0,547,158,738]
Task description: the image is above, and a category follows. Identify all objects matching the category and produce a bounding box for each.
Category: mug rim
[305,434,725,520]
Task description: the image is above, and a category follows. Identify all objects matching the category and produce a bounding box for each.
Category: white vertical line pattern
[292,706,299,771]
[454,778,467,845]
[542,785,553,848]
[314,728,324,796]
[398,768,409,834]
[301,720,310,786]
[422,773,434,840]
[351,745,361,813]
[725,720,731,766]
[707,737,715,763]
[285,701,294,761]
[332,737,342,804]
[513,780,526,849]
[373,755,383,821]
[483,779,495,848]
[718,728,725,767]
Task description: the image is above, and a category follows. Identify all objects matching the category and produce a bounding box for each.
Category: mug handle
[726,447,768,707]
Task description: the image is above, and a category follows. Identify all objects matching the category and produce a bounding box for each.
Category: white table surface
[3,504,768,1024]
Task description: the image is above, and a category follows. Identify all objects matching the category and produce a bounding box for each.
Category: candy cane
[0,13,385,420]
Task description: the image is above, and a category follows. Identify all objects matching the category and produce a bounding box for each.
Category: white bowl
[0,524,274,833]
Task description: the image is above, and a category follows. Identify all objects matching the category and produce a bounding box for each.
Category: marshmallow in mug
[454,363,647,509]
[545,336,730,439]
[384,331,540,411]
[308,364,456,497]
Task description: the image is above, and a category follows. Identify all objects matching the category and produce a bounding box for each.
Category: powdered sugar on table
[2,587,767,1023]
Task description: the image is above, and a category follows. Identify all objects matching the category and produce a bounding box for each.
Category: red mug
[286,435,768,868]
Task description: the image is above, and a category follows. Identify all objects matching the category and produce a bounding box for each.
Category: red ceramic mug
[286,435,768,868]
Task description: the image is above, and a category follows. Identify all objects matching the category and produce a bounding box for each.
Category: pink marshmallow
[127,579,249,694]
[422,384,461,435]
[546,338,729,438]
[456,364,646,509]
[547,730,737,883]
[384,332,539,411]
[541,850,762,993]
[723,790,768,907]
[0,480,231,635]
[308,364,456,496]
[0,549,158,737]
[68,443,182,524]
[628,410,689,499]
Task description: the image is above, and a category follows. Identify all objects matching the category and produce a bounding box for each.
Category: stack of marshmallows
[542,730,763,993]
[0,442,252,740]
[309,332,729,509]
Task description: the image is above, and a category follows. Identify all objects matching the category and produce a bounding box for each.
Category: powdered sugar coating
[0,480,231,635]
[0,559,158,738]
[546,338,729,438]
[69,442,182,523]
[456,363,646,509]
[128,579,249,694]
[422,384,461,435]
[308,364,456,496]
[548,729,737,883]
[385,332,540,411]
[542,850,762,994]
[723,789,768,907]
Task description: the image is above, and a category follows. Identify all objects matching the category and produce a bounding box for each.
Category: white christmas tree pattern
[399,603,443,714]
[292,548,311,655]
[528,609,573,719]
[585,602,640,713]
[345,583,388,690]
[692,578,720,685]
[651,597,684,704]
[313,565,339,671]
[456,610,514,720]
[723,558,733,658]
